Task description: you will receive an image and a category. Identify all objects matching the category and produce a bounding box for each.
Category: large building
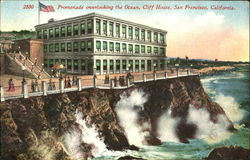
[35,13,167,75]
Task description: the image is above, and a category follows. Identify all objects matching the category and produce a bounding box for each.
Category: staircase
[6,52,50,79]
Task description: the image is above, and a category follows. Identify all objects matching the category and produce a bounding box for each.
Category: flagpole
[38,0,40,25]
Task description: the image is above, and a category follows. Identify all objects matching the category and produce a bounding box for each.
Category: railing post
[177,69,179,77]
[59,78,65,93]
[22,80,28,98]
[42,81,47,96]
[93,75,97,88]
[77,78,82,91]
[143,73,147,82]
[0,86,5,102]
[153,71,157,81]
[164,72,168,79]
[110,79,114,89]
[126,77,130,88]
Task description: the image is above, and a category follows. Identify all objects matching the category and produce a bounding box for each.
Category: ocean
[92,65,250,160]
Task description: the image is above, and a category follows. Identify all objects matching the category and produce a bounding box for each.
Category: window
[55,43,59,52]
[103,60,107,71]
[96,19,100,34]
[43,30,47,39]
[116,60,120,72]
[87,40,92,51]
[96,60,101,71]
[147,46,152,53]
[61,27,65,37]
[109,42,114,51]
[67,42,72,52]
[73,42,79,52]
[115,43,120,52]
[73,24,79,35]
[160,33,164,43]
[67,59,72,70]
[141,60,145,70]
[128,26,133,39]
[109,22,113,36]
[154,32,158,42]
[160,48,165,55]
[122,25,126,38]
[81,41,85,51]
[141,30,145,40]
[67,25,72,36]
[122,60,126,70]
[49,59,54,68]
[87,20,92,33]
[81,60,86,71]
[135,60,139,70]
[154,47,158,54]
[96,41,101,50]
[122,43,126,52]
[110,60,114,71]
[44,44,47,53]
[61,43,65,52]
[135,28,139,40]
[116,24,120,37]
[103,21,107,35]
[37,30,42,39]
[129,44,133,52]
[135,45,139,53]
[44,59,48,68]
[49,29,53,38]
[73,60,79,71]
[81,23,85,34]
[55,28,59,38]
[147,31,151,41]
[103,41,107,51]
[141,45,145,53]
[49,44,54,52]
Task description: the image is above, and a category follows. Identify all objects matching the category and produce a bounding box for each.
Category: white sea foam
[157,109,180,143]
[215,94,245,122]
[115,89,150,147]
[187,105,231,144]
[64,111,107,159]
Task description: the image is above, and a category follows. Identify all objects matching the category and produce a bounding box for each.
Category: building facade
[35,13,167,75]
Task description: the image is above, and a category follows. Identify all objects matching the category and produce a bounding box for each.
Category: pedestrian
[67,76,72,88]
[31,80,35,92]
[104,74,110,84]
[114,76,118,87]
[34,79,39,92]
[7,78,15,92]
[48,79,53,91]
[72,75,77,86]
[52,82,56,90]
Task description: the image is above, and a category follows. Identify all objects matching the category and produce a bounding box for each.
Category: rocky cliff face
[0,75,235,160]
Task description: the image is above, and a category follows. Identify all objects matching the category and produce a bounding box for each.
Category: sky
[0,0,249,62]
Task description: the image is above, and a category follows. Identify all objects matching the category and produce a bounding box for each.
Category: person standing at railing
[7,78,15,92]
[104,74,110,84]
[34,79,39,92]
[67,76,72,88]
[114,76,118,87]
[31,80,35,92]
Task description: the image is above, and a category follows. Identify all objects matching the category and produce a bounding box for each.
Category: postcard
[0,0,249,160]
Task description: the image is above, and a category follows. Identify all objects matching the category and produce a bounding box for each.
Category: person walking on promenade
[7,78,15,92]
[48,79,53,91]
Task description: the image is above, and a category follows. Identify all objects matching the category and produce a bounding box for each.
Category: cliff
[0,75,235,160]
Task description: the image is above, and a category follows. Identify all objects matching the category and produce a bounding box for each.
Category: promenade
[0,69,198,101]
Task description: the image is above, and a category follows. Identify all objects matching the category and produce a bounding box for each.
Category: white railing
[0,70,198,101]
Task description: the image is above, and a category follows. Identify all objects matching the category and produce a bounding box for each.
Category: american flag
[39,2,55,12]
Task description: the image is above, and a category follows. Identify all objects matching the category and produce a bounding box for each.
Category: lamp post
[93,64,97,76]
[59,64,64,79]
[128,63,131,73]
[22,66,26,83]
[175,63,179,77]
